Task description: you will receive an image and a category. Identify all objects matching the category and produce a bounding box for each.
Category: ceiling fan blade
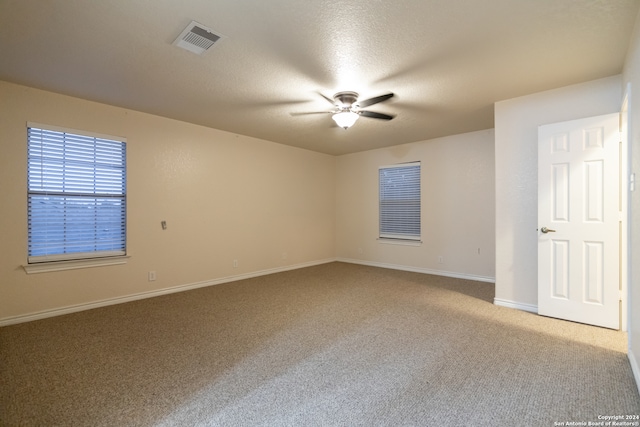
[358,93,394,108]
[317,92,337,105]
[290,111,332,116]
[359,110,395,120]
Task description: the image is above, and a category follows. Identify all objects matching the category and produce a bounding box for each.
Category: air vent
[173,21,224,55]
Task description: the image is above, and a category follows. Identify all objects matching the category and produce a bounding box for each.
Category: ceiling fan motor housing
[334,91,359,108]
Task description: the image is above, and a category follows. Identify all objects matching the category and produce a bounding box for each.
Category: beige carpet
[1,262,639,426]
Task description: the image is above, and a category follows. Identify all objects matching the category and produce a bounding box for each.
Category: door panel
[538,113,619,329]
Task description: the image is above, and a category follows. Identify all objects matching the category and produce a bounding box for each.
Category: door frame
[621,83,631,332]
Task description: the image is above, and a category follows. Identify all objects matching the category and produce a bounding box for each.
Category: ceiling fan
[291,91,395,129]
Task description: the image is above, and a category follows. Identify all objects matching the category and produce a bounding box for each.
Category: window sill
[23,256,130,274]
[377,238,422,247]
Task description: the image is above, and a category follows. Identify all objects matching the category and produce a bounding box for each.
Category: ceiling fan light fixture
[332,111,359,129]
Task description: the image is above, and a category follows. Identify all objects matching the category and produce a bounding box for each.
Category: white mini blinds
[379,162,421,241]
[27,123,127,263]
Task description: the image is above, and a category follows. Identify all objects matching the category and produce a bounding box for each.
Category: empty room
[1,1,640,426]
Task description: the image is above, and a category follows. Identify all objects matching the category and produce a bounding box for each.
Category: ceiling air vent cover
[173,21,224,55]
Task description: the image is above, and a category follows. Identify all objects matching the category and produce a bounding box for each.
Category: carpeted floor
[1,262,639,426]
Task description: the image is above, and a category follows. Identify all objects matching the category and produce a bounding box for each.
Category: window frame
[378,161,422,242]
[25,122,127,266]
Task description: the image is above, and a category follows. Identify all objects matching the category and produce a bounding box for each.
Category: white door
[538,113,620,329]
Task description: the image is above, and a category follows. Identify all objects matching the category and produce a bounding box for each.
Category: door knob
[540,227,556,233]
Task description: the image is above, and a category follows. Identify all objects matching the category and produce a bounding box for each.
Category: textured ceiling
[1,0,638,155]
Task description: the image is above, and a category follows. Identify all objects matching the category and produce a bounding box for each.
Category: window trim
[25,122,127,266]
[377,237,422,246]
[22,255,130,274]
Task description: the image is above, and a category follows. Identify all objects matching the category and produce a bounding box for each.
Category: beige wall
[494,76,622,311]
[335,130,496,281]
[623,7,640,391]
[0,81,336,323]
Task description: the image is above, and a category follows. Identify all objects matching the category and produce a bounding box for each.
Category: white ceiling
[1,0,638,155]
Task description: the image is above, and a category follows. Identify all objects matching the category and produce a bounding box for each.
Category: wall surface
[0,81,336,323]
[623,8,640,392]
[494,76,622,311]
[335,129,496,281]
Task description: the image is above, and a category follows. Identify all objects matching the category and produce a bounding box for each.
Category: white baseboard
[630,349,640,395]
[336,257,496,283]
[0,258,337,327]
[493,298,538,314]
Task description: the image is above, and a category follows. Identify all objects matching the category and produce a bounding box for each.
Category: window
[27,123,127,263]
[379,162,421,241]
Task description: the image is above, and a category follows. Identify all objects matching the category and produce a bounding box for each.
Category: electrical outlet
[148,271,156,281]
[233,259,238,268]
[437,256,444,264]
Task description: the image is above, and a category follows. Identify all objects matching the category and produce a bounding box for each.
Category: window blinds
[379,162,421,240]
[27,124,126,263]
